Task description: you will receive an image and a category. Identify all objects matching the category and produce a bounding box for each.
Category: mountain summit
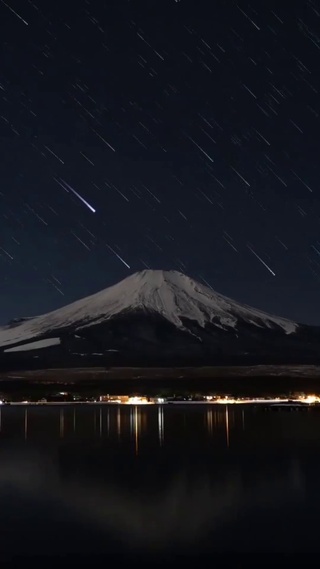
[0,270,318,369]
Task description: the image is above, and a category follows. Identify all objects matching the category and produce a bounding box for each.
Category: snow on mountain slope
[0,270,298,349]
[4,338,61,352]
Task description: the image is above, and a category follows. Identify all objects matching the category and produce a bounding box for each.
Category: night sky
[1,0,320,326]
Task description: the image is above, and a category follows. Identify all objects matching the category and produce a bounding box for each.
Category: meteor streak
[59,179,96,213]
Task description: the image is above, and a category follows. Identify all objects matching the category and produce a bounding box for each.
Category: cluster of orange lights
[210,394,320,405]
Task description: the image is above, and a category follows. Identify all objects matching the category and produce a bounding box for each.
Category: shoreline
[2,396,319,407]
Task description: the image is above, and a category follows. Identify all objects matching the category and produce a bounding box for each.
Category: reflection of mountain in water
[0,447,305,552]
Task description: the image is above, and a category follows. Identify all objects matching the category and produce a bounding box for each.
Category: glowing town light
[126,397,152,405]
[297,394,320,404]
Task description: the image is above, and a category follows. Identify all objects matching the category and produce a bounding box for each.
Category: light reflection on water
[0,405,320,558]
[0,404,241,447]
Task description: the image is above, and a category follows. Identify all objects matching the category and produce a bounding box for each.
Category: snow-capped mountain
[0,270,319,369]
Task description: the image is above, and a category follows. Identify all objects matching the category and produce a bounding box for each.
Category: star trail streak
[247,245,276,277]
[0,0,28,26]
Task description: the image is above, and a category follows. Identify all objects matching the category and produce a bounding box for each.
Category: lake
[1,404,320,564]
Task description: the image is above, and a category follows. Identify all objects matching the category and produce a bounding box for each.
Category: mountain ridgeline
[0,270,320,371]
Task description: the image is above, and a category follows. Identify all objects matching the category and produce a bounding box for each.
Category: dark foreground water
[1,404,320,565]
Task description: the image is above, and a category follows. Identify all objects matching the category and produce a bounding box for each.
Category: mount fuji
[0,270,319,370]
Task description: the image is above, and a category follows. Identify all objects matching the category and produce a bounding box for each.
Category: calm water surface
[1,404,320,562]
